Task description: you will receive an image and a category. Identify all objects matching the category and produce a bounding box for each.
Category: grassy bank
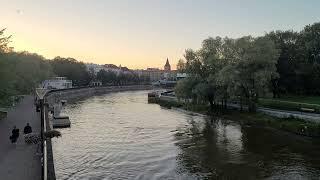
[259,96,320,113]
[271,95,320,105]
[223,111,320,137]
[0,96,25,109]
[153,98,320,137]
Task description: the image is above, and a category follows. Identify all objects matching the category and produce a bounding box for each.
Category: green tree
[0,51,53,105]
[176,59,186,73]
[0,28,12,54]
[298,22,320,95]
[266,30,300,96]
[97,69,117,85]
[50,57,91,86]
[176,35,279,112]
[233,36,279,111]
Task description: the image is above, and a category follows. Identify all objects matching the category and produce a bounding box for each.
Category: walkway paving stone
[0,96,41,180]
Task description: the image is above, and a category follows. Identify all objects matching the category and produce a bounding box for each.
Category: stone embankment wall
[43,85,152,180]
[45,85,152,106]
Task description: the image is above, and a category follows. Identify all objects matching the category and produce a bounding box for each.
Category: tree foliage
[0,51,53,105]
[176,22,320,112]
[50,57,91,86]
[0,28,12,54]
[176,59,186,73]
[96,69,149,86]
[175,36,279,112]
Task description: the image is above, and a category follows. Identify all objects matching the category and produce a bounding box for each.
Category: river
[52,90,320,180]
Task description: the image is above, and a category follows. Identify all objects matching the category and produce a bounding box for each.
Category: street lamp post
[35,88,49,180]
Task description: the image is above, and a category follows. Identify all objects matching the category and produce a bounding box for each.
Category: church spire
[164,58,171,71]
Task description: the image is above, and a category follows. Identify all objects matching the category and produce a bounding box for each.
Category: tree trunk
[224,99,227,109]
[209,99,214,111]
[208,94,214,112]
[248,97,257,112]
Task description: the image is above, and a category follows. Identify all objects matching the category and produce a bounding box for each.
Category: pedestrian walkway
[0,96,41,180]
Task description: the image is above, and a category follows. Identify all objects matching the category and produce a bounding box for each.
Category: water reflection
[53,91,320,180]
[174,116,320,179]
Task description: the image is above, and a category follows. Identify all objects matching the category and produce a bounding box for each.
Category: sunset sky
[0,0,319,69]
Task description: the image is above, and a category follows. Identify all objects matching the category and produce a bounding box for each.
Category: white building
[42,77,72,89]
[176,73,187,80]
[86,63,133,76]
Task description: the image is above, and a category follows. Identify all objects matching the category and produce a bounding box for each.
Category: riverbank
[52,91,320,179]
[154,98,320,137]
[46,85,153,105]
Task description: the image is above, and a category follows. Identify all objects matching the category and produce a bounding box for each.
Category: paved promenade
[0,96,41,180]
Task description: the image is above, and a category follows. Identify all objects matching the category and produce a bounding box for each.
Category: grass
[223,111,320,137]
[259,97,320,113]
[157,99,183,109]
[274,95,320,105]
[0,96,25,108]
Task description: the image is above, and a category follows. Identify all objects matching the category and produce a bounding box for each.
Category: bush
[158,99,182,108]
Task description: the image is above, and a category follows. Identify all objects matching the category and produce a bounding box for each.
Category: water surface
[52,91,320,179]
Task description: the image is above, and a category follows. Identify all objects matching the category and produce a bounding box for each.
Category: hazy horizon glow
[0,0,319,69]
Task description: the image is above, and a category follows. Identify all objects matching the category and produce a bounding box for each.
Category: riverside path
[0,96,41,180]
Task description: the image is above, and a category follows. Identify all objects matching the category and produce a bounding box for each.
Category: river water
[52,91,320,180]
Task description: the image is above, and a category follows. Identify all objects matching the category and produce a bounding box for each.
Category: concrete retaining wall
[45,85,152,106]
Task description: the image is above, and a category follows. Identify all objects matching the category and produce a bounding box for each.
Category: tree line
[96,69,150,86]
[0,28,150,106]
[175,22,320,112]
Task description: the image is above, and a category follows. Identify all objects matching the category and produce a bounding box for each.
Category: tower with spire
[164,58,171,71]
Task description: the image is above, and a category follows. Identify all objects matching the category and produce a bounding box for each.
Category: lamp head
[36,88,48,99]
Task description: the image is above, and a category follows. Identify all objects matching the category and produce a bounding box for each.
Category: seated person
[24,123,32,134]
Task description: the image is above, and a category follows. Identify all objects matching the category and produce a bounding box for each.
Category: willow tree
[176,59,186,73]
[232,36,279,112]
[0,29,12,54]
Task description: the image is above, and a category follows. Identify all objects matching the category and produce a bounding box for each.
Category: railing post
[40,99,44,179]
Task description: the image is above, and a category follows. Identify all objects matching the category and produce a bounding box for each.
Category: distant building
[103,64,133,75]
[176,73,187,80]
[42,77,72,89]
[85,63,134,76]
[135,58,177,83]
[164,58,171,71]
[146,69,163,82]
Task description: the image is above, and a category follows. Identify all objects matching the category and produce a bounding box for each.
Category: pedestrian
[24,123,32,134]
[10,126,20,144]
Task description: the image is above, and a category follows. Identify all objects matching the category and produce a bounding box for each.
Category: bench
[300,107,315,113]
[0,110,7,120]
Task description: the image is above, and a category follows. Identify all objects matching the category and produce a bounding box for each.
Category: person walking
[23,123,32,134]
[10,126,20,144]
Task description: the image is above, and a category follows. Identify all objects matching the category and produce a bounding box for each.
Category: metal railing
[43,105,48,180]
